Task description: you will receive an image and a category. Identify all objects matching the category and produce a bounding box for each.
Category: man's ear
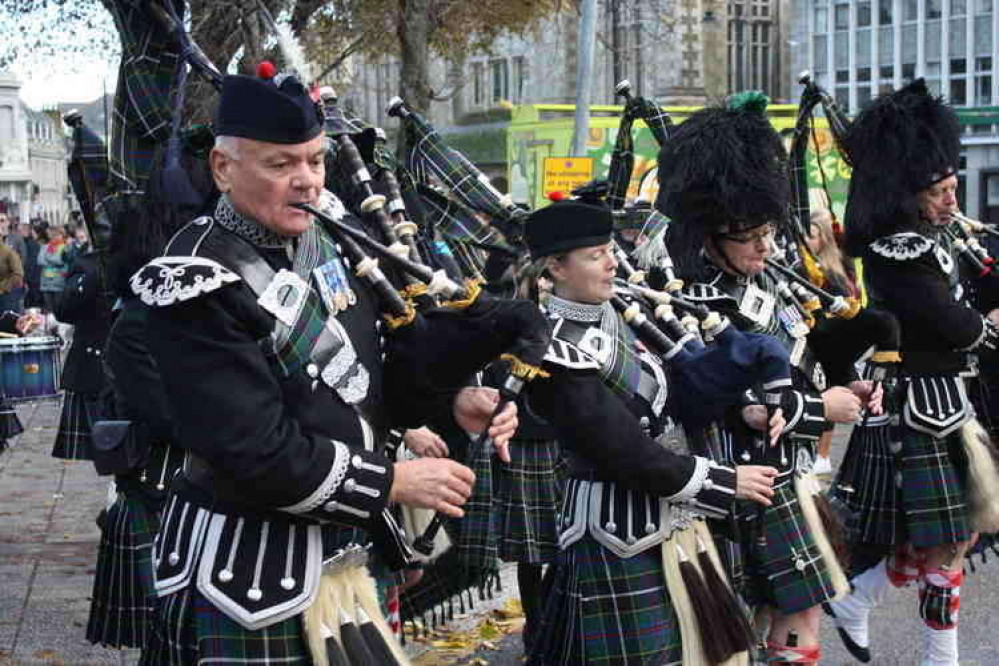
[210,148,232,194]
[545,256,565,282]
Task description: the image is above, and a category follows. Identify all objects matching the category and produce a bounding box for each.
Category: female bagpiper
[659,94,877,664]
[828,79,999,666]
[521,194,779,665]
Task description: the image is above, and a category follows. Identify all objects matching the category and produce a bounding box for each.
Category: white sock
[922,626,958,666]
[829,559,890,647]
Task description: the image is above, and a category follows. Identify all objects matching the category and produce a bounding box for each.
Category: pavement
[1,403,998,665]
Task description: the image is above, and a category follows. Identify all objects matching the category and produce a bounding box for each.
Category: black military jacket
[55,251,112,395]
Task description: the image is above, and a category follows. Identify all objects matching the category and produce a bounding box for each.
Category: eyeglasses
[718,224,774,245]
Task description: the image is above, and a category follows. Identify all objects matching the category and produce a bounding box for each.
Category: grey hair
[213,135,243,159]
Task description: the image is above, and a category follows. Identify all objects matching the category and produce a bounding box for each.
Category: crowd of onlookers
[0,211,91,316]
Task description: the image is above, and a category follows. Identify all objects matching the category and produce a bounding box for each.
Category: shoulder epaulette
[130,217,241,307]
[542,317,610,370]
[869,232,935,261]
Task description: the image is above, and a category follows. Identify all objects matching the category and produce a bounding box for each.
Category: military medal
[777,304,809,339]
[314,257,355,315]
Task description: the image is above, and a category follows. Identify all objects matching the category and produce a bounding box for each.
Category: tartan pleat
[527,536,682,666]
[51,390,99,460]
[897,427,971,548]
[141,586,311,665]
[86,495,159,648]
[835,417,900,546]
[495,437,566,564]
[743,482,836,615]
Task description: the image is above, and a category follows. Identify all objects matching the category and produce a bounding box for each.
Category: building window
[835,86,850,112]
[490,59,509,103]
[814,35,829,72]
[952,58,968,74]
[927,0,943,18]
[815,6,828,32]
[950,78,968,105]
[879,0,893,23]
[728,0,779,96]
[834,3,849,29]
[976,74,993,104]
[836,69,850,83]
[857,1,872,26]
[926,61,943,76]
[903,62,917,78]
[858,86,873,108]
[976,0,992,13]
[904,0,918,20]
[976,15,993,54]
[858,66,872,81]
[512,56,527,104]
[472,62,484,107]
[951,0,968,15]
[880,64,895,79]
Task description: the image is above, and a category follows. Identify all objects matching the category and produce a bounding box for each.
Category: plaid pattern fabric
[100,0,182,194]
[527,535,682,666]
[599,310,644,401]
[140,586,310,665]
[788,85,823,242]
[919,568,963,629]
[607,113,636,209]
[51,390,99,461]
[743,482,837,615]
[455,432,499,570]
[631,96,673,147]
[67,122,110,226]
[897,428,971,548]
[86,494,160,648]
[495,437,566,564]
[417,184,510,250]
[0,397,23,442]
[402,108,519,227]
[834,417,900,546]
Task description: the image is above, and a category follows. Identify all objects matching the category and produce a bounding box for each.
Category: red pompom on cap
[547,191,567,202]
[256,61,277,80]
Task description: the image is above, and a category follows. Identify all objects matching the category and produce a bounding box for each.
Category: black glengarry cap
[215,74,323,144]
[526,198,613,259]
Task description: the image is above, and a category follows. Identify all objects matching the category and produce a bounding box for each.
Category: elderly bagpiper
[658,93,880,665]
[828,79,999,666]
[133,70,519,664]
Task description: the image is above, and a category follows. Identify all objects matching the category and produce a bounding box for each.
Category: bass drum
[0,336,62,400]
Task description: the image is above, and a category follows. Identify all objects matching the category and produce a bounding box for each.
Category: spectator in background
[38,223,69,314]
[65,226,91,268]
[0,228,24,315]
[0,214,26,312]
[18,222,42,309]
[807,208,861,476]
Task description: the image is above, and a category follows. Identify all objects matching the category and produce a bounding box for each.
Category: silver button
[741,451,751,462]
[280,577,296,590]
[605,521,617,533]
[352,455,363,468]
[344,478,356,493]
[703,479,714,490]
[218,569,234,583]
[895,471,904,488]
[794,558,807,572]
[168,552,180,565]
[889,441,902,454]
[306,363,319,378]
[247,588,263,601]
[324,500,339,512]
[645,523,657,534]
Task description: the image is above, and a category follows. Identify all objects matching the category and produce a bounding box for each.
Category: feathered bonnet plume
[842,78,961,255]
[656,91,789,280]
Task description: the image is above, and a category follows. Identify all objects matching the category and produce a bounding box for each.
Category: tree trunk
[397,0,432,112]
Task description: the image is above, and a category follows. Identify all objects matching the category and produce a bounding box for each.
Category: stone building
[0,72,70,225]
[343,1,791,181]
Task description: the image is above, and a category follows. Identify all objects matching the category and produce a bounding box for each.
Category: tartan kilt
[527,536,682,666]
[742,482,837,615]
[140,585,311,665]
[51,390,100,460]
[897,426,971,548]
[495,437,566,564]
[833,418,900,546]
[0,396,22,442]
[86,494,160,648]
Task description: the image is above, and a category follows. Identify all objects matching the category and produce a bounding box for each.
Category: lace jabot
[215,194,288,249]
[545,294,606,323]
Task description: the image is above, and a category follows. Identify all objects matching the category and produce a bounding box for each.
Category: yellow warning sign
[542,157,595,197]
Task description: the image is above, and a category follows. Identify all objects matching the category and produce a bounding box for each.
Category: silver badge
[257,269,309,327]
[738,282,775,327]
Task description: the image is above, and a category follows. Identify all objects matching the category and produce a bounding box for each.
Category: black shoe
[822,602,872,663]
